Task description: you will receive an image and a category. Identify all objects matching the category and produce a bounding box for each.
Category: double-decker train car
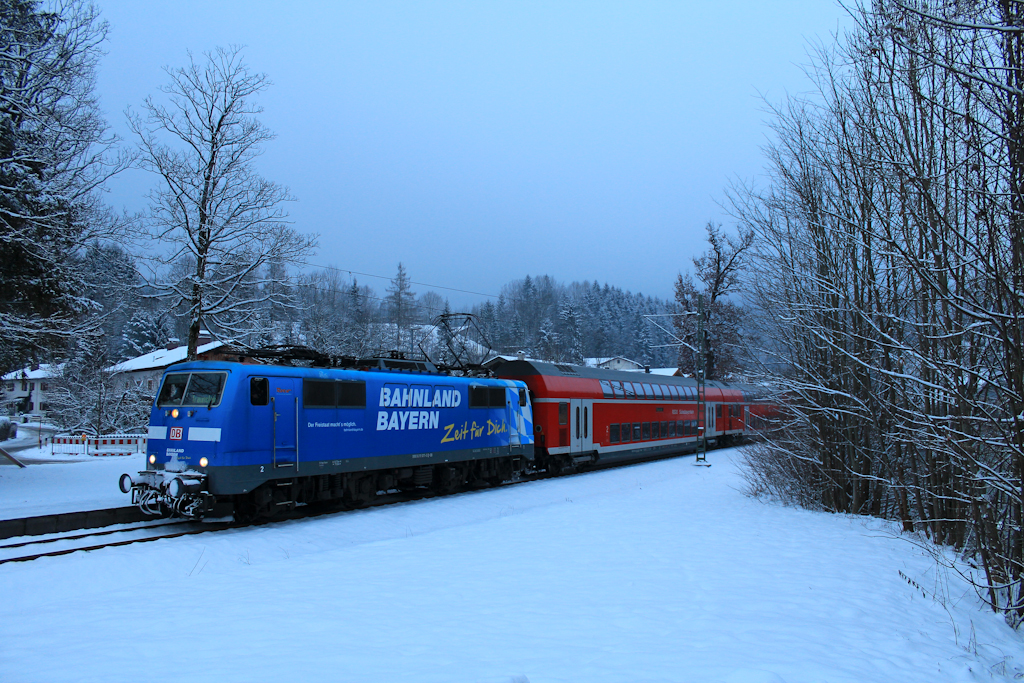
[493,359,772,473]
[120,359,534,520]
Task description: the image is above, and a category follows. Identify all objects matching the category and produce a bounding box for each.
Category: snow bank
[0,449,1020,682]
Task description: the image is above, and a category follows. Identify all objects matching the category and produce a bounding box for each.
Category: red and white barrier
[49,434,147,457]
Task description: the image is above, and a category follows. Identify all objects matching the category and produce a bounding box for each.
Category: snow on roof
[107,340,227,373]
[2,364,61,381]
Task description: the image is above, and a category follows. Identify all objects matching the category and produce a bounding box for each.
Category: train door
[507,387,521,447]
[569,398,593,455]
[270,377,298,469]
[706,403,717,438]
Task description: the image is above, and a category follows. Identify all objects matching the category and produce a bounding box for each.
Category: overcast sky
[94,1,847,307]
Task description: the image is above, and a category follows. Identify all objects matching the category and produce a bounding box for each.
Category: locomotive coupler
[119,469,211,519]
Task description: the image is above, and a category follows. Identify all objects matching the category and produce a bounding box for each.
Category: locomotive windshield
[157,372,227,407]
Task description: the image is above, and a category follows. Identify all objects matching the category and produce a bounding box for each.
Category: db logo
[169,427,184,440]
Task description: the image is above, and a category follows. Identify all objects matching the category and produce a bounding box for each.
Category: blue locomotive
[120,359,534,520]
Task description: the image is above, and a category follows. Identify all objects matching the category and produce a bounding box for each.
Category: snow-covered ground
[0,446,140,519]
[1,448,1021,682]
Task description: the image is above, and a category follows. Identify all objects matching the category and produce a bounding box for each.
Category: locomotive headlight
[148,454,156,465]
[171,409,179,418]
[199,457,208,468]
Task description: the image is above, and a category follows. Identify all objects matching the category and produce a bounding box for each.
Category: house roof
[108,340,227,373]
[2,364,60,381]
[643,367,682,376]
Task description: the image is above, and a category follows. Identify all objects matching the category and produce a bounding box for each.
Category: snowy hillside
[1,448,1021,682]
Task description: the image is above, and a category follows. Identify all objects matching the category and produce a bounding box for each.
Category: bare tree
[673,222,753,379]
[129,46,316,360]
[730,0,1024,627]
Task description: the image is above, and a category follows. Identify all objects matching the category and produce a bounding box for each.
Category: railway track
[0,446,719,565]
[0,519,229,565]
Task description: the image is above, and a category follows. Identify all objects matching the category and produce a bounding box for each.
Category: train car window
[558,402,568,425]
[640,383,652,399]
[610,423,620,443]
[470,386,490,408]
[642,422,650,440]
[519,388,527,407]
[337,380,366,408]
[623,382,636,399]
[250,377,269,406]
[716,405,723,418]
[583,407,588,438]
[669,421,676,437]
[157,373,189,406]
[612,381,625,399]
[600,380,614,398]
[652,384,663,400]
[304,380,336,409]
[633,423,641,440]
[181,372,227,407]
[575,407,581,438]
[660,421,668,437]
[489,386,506,408]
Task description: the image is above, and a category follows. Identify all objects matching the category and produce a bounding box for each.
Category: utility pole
[695,294,708,464]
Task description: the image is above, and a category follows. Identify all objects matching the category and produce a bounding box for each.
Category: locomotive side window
[157,373,189,406]
[304,380,336,409]
[468,385,505,408]
[558,402,569,425]
[489,386,506,407]
[519,388,527,407]
[470,386,489,408]
[250,377,269,406]
[337,380,366,408]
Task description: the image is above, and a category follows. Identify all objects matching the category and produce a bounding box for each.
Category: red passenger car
[494,359,769,472]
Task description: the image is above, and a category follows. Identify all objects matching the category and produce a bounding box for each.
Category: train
[119,355,774,521]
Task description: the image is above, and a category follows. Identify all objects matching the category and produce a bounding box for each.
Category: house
[107,337,241,395]
[0,364,59,416]
[585,356,645,371]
